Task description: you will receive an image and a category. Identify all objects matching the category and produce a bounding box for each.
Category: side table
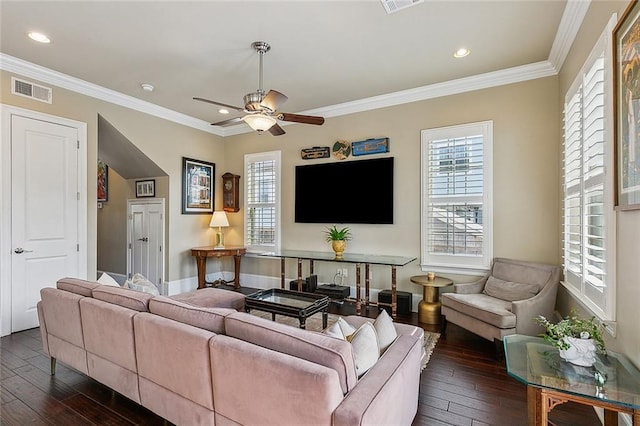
[191,246,246,290]
[410,275,453,324]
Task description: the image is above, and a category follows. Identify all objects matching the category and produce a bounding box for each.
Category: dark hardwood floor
[1,290,602,425]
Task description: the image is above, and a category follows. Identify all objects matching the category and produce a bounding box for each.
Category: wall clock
[222,172,240,212]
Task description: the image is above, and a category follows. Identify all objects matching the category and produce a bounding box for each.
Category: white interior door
[127,199,164,292]
[11,115,79,331]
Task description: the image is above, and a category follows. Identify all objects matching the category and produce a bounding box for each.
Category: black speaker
[289,275,318,293]
[377,290,412,316]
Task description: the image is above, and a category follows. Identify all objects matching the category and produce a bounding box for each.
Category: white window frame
[561,15,616,325]
[420,120,493,275]
[243,150,281,253]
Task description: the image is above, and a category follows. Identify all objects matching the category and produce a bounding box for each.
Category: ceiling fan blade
[277,112,325,126]
[260,90,288,112]
[268,123,286,136]
[211,117,244,127]
[193,97,244,112]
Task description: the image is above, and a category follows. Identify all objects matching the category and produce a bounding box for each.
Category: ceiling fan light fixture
[243,114,276,132]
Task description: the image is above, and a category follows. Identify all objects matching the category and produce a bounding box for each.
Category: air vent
[11,77,52,104]
[380,0,424,14]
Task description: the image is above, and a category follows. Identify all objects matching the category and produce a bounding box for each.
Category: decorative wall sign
[97,160,108,202]
[301,146,330,160]
[332,140,351,160]
[182,157,215,214]
[352,137,390,156]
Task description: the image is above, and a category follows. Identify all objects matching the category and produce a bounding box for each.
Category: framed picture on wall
[97,160,108,202]
[182,157,215,214]
[614,0,640,210]
[136,179,155,198]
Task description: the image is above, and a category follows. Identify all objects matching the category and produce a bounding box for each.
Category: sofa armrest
[332,334,422,426]
[512,279,559,336]
[37,301,50,356]
[453,275,488,294]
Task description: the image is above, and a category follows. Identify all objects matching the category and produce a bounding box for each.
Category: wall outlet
[341,268,348,278]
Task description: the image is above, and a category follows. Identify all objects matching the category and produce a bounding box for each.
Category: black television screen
[295,157,394,224]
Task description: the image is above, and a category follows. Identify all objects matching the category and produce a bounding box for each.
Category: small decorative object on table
[324,225,351,259]
[535,308,606,367]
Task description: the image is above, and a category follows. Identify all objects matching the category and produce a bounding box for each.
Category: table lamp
[210,211,229,249]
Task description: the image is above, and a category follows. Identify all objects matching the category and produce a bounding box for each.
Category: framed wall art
[97,160,108,202]
[182,157,215,214]
[614,0,640,210]
[136,179,155,198]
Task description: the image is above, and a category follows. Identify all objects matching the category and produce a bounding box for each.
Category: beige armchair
[441,257,560,347]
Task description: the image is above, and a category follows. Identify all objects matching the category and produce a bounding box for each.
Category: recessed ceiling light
[218,109,230,115]
[27,32,50,44]
[141,83,154,92]
[454,48,470,58]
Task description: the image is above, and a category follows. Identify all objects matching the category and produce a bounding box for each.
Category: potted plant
[535,309,606,367]
[324,225,351,259]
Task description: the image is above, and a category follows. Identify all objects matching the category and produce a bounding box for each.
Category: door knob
[137,237,148,242]
[14,248,33,254]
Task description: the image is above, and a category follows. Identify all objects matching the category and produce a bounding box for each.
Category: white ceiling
[1,1,582,136]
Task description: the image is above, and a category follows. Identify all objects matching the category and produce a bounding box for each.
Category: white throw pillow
[97,272,120,287]
[373,309,397,354]
[325,320,346,339]
[124,273,159,296]
[347,322,379,377]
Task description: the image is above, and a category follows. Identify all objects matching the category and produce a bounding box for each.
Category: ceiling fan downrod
[252,41,270,96]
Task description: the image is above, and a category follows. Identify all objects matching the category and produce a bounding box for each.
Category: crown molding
[221,60,558,136]
[548,0,591,72]
[3,53,557,138]
[0,53,223,136]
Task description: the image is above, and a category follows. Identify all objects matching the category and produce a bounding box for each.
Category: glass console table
[259,250,416,318]
[504,334,640,425]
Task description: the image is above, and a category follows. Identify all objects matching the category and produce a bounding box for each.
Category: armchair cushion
[483,276,539,301]
[442,293,515,329]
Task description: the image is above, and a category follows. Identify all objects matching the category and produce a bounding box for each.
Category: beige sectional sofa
[37,277,424,425]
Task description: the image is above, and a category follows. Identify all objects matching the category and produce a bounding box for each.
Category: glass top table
[258,250,416,318]
[258,250,416,267]
[504,334,640,425]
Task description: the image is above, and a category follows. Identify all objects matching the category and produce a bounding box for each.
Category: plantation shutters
[420,121,493,274]
[244,151,281,252]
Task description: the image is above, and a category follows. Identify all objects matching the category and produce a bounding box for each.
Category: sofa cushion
[483,276,539,302]
[57,277,100,297]
[149,296,235,334]
[347,322,379,377]
[170,287,245,311]
[124,273,159,296]
[97,272,120,287]
[224,311,357,394]
[92,285,152,312]
[441,293,516,329]
[373,309,398,353]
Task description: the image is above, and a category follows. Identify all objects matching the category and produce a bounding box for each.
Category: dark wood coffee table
[245,288,329,330]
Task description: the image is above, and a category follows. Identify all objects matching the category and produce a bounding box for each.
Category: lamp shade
[209,211,229,228]
[243,114,276,132]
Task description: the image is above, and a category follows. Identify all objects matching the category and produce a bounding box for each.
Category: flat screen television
[295,157,393,224]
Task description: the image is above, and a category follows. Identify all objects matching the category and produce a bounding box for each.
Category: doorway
[1,105,88,335]
[127,198,165,294]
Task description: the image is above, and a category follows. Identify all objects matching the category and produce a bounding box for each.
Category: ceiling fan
[194,41,325,136]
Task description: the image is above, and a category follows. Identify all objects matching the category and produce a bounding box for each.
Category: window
[420,121,493,275]
[244,151,281,253]
[562,17,616,322]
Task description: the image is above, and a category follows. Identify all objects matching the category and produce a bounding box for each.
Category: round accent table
[410,275,453,324]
